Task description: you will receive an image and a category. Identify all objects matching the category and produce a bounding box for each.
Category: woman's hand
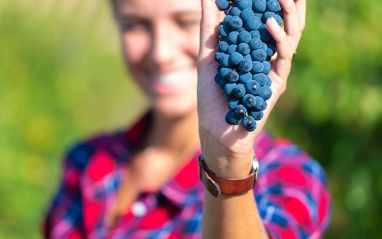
[197,0,306,178]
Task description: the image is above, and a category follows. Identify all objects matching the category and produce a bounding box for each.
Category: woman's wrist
[198,123,258,178]
[201,149,255,179]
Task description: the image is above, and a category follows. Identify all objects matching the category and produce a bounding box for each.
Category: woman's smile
[150,67,196,95]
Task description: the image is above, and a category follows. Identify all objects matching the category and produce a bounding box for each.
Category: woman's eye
[177,20,199,28]
[121,21,148,32]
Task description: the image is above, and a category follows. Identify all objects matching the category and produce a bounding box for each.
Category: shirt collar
[121,110,271,208]
[121,111,203,208]
[159,149,204,208]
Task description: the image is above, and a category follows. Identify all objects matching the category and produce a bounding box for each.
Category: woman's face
[114,0,202,118]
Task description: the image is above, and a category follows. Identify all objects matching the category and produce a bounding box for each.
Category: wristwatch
[198,154,259,197]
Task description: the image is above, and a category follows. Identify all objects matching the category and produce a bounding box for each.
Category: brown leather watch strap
[198,154,259,197]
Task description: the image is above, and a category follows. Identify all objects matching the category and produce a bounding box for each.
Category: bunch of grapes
[214,0,283,132]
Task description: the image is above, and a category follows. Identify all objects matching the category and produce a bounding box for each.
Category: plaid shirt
[43,112,332,239]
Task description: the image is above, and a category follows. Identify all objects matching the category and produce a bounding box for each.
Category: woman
[44,0,331,238]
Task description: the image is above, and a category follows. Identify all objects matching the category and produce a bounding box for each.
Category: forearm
[199,146,269,239]
[202,188,269,239]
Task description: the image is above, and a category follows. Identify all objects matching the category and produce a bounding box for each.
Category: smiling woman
[43,0,332,238]
[114,0,201,118]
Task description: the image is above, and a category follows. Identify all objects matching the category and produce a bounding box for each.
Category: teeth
[158,68,192,85]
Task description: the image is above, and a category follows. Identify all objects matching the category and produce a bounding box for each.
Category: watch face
[252,156,259,181]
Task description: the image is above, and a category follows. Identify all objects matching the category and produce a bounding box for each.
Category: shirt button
[131,201,147,217]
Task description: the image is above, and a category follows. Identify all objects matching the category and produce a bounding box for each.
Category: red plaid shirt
[43,112,332,239]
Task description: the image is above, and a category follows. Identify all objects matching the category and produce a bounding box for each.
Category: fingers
[266,17,292,80]
[198,0,220,62]
[278,0,301,51]
[295,0,306,31]
[266,0,306,86]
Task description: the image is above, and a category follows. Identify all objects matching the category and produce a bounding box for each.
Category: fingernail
[270,17,278,26]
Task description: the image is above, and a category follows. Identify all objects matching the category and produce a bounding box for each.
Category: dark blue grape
[274,15,283,25]
[224,69,240,82]
[239,72,252,84]
[225,92,234,101]
[230,52,244,66]
[237,43,251,55]
[228,98,239,111]
[253,73,269,86]
[233,84,246,98]
[217,64,223,73]
[238,27,246,33]
[259,24,272,42]
[245,80,261,95]
[227,44,238,54]
[227,31,240,44]
[259,85,272,100]
[215,52,224,63]
[234,104,247,118]
[242,116,256,131]
[265,75,272,86]
[219,78,227,89]
[263,11,276,22]
[242,94,256,108]
[266,43,276,57]
[249,37,262,50]
[262,61,271,74]
[215,73,221,84]
[251,61,264,73]
[243,54,252,61]
[240,8,254,22]
[251,49,267,61]
[216,0,230,10]
[250,110,264,120]
[253,96,266,111]
[219,67,229,78]
[227,111,242,125]
[254,12,263,19]
[220,54,233,67]
[245,16,262,30]
[261,42,268,51]
[238,58,253,72]
[267,0,282,12]
[227,16,243,30]
[250,30,260,39]
[224,83,236,96]
[229,7,242,16]
[217,41,229,52]
[225,111,234,125]
[218,24,231,37]
[215,66,222,77]
[238,31,251,43]
[223,15,232,24]
[253,0,267,13]
[237,0,252,10]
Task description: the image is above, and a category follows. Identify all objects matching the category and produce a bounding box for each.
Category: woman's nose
[149,21,177,66]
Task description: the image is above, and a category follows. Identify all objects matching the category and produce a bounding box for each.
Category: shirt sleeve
[255,139,332,239]
[43,143,94,239]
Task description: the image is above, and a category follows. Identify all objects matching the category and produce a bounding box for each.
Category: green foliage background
[0,0,381,238]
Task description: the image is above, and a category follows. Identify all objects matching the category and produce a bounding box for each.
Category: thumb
[198,0,220,63]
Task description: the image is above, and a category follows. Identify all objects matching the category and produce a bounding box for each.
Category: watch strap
[198,154,258,197]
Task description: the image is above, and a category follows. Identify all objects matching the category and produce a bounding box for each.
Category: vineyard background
[1,0,381,238]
